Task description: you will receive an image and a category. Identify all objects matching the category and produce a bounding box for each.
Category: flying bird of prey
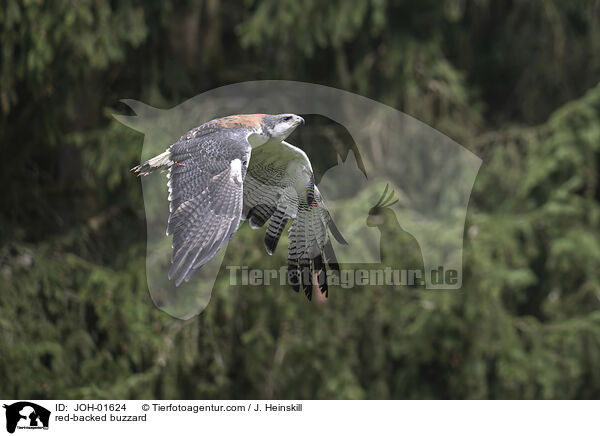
[132,113,346,300]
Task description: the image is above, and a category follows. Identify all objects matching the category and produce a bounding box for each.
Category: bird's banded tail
[131,150,172,176]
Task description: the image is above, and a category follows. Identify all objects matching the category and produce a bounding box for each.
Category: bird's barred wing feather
[166,128,251,286]
[287,187,342,300]
[244,140,346,300]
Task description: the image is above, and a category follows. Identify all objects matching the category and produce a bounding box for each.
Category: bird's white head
[262,114,305,140]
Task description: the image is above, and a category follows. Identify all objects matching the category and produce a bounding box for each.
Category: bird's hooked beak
[288,115,304,128]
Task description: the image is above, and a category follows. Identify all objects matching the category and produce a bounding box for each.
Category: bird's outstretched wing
[165,127,252,285]
[244,140,347,300]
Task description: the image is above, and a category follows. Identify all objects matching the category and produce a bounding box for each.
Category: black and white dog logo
[3,402,50,433]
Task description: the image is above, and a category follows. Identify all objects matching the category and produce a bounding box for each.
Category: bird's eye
[283,116,293,121]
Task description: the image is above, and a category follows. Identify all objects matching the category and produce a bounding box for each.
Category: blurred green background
[2,0,600,399]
